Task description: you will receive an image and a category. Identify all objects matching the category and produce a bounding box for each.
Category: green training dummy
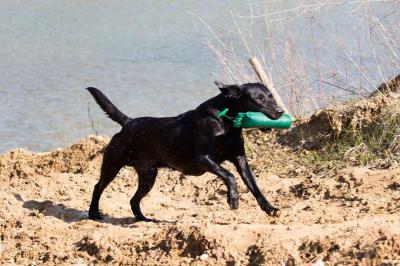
[216,108,292,129]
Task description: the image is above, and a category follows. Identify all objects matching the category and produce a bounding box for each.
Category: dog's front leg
[231,155,280,216]
[195,155,239,209]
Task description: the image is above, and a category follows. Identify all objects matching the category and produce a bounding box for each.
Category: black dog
[87,82,283,221]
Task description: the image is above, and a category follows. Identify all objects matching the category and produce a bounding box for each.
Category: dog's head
[215,81,284,120]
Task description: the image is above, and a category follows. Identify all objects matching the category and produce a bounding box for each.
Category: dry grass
[192,0,400,117]
[282,77,400,168]
[191,1,400,168]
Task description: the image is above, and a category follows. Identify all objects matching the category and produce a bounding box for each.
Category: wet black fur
[87,81,284,222]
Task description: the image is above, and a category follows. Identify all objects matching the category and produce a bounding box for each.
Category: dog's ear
[214,81,241,99]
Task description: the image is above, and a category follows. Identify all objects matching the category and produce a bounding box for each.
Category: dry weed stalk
[193,0,400,117]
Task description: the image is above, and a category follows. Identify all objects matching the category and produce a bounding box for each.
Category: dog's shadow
[20,196,173,227]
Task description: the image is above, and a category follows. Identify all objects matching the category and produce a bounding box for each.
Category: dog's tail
[86,87,130,126]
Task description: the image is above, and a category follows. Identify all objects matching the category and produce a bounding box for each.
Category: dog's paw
[262,205,280,217]
[88,212,103,220]
[268,208,281,217]
[228,193,239,209]
[136,216,154,223]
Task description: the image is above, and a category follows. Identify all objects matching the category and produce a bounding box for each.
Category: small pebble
[311,259,324,266]
[199,254,208,261]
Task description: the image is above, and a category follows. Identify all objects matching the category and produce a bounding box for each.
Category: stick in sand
[249,57,290,115]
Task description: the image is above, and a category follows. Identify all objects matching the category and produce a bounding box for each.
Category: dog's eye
[256,96,265,102]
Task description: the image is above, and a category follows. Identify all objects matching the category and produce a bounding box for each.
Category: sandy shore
[0,134,399,265]
[1,90,400,265]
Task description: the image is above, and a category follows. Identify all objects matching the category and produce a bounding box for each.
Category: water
[0,1,232,152]
[0,1,397,153]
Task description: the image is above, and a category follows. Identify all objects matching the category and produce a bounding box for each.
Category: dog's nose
[275,108,284,117]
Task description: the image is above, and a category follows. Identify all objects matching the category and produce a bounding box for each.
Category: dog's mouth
[265,113,279,120]
[261,110,281,120]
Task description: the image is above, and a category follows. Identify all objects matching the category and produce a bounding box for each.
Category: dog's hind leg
[88,162,122,220]
[88,135,125,220]
[130,167,157,222]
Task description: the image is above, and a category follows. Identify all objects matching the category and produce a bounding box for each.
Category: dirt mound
[371,74,400,96]
[281,94,394,150]
[280,75,400,152]
[0,135,108,179]
[279,82,400,174]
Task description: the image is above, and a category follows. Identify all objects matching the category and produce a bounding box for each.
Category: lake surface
[0,1,397,153]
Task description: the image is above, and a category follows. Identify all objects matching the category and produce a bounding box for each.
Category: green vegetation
[302,95,400,170]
